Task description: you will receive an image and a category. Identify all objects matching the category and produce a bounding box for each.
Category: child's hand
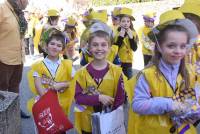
[51,81,70,92]
[119,28,126,37]
[99,95,114,106]
[171,101,189,115]
[52,82,64,91]
[127,28,133,39]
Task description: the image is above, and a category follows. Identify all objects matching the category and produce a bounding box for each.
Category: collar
[44,57,61,65]
[159,58,180,71]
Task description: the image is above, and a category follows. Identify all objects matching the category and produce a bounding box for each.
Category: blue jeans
[123,67,133,79]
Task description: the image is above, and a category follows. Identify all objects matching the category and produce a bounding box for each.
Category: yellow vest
[74,63,123,133]
[185,46,200,83]
[33,23,44,54]
[126,75,138,134]
[111,25,119,34]
[114,30,137,63]
[185,47,197,65]
[27,59,74,115]
[137,26,154,55]
[83,45,119,64]
[128,65,197,134]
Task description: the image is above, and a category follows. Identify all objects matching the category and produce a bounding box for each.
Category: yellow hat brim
[159,10,185,25]
[118,14,135,21]
[179,4,200,17]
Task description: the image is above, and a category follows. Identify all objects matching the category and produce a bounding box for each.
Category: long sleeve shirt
[114,27,137,51]
[75,63,125,110]
[132,59,180,115]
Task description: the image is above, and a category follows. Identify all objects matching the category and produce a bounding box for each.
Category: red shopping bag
[32,90,73,134]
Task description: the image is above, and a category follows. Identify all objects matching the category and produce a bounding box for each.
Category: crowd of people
[1,0,200,133]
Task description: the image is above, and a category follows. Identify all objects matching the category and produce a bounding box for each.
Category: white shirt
[33,57,75,78]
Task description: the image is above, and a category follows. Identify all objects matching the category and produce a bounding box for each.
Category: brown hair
[65,25,78,40]
[151,24,190,90]
[184,13,200,33]
[46,33,66,50]
[119,15,134,30]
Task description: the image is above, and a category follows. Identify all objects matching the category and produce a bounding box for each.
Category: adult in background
[0,0,29,118]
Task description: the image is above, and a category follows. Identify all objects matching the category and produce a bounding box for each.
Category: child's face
[65,26,74,33]
[160,31,187,65]
[144,20,154,28]
[49,17,59,26]
[112,17,120,26]
[46,38,63,57]
[120,16,131,29]
[89,36,110,61]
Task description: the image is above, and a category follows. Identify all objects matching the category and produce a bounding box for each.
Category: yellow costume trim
[27,59,74,115]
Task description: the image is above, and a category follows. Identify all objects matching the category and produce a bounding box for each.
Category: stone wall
[0,91,20,134]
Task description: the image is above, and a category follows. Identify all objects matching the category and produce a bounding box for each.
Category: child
[179,0,200,65]
[62,16,79,62]
[27,29,75,116]
[80,22,121,66]
[114,7,138,79]
[137,11,156,66]
[132,11,198,134]
[74,30,126,134]
[111,7,120,31]
[80,9,108,52]
[39,9,60,58]
[179,0,200,33]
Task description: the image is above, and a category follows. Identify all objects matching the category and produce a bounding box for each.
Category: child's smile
[46,39,63,58]
[89,36,110,61]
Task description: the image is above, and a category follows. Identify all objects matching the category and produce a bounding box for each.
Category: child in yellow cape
[131,10,198,134]
[137,11,156,66]
[80,22,121,66]
[74,29,126,134]
[114,7,138,79]
[27,28,75,116]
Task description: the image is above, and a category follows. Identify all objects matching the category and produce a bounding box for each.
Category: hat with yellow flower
[148,10,199,45]
[82,8,93,22]
[111,7,120,19]
[179,0,200,17]
[143,11,156,22]
[117,7,135,20]
[47,9,59,17]
[89,9,108,23]
[64,16,77,27]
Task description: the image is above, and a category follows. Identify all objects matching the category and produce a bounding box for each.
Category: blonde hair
[88,31,111,47]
